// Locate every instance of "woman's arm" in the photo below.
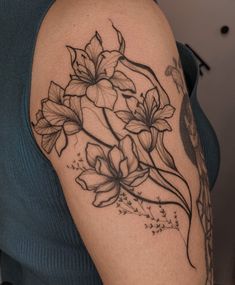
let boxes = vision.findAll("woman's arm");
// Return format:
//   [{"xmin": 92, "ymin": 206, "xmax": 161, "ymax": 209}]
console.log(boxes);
[{"xmin": 30, "ymin": 1, "xmax": 213, "ymax": 284}]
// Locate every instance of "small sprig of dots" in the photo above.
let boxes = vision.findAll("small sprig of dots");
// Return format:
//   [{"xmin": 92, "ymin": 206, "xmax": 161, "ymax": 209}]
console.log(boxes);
[
  {"xmin": 117, "ymin": 193, "xmax": 180, "ymax": 235},
  {"xmin": 66, "ymin": 153, "xmax": 85, "ymax": 171}
]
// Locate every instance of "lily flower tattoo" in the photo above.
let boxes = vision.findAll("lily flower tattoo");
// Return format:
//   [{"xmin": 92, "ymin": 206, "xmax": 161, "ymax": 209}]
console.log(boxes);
[
  {"xmin": 33, "ymin": 23, "xmax": 212, "ymax": 283},
  {"xmin": 65, "ymin": 32, "xmax": 135, "ymax": 110},
  {"xmin": 116, "ymin": 88, "xmax": 175, "ymax": 152}
]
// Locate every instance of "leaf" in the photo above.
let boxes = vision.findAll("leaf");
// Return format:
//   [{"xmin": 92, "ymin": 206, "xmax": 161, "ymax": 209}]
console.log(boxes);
[
  {"xmin": 110, "ymin": 71, "xmax": 136, "ymax": 93},
  {"xmin": 155, "ymin": 132, "xmax": 176, "ymax": 170}
]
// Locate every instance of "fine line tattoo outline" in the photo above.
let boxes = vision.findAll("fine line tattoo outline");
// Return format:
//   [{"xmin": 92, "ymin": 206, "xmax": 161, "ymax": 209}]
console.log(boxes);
[{"xmin": 33, "ymin": 24, "xmax": 196, "ymax": 268}]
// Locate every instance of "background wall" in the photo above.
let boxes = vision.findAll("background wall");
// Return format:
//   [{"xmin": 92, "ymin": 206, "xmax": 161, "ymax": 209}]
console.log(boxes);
[{"xmin": 158, "ymin": 1, "xmax": 235, "ymax": 284}]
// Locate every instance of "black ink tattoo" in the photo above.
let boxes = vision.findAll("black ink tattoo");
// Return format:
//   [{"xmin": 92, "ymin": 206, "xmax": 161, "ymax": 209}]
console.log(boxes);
[
  {"xmin": 167, "ymin": 57, "xmax": 213, "ymax": 284},
  {"xmin": 184, "ymin": 102, "xmax": 213, "ymax": 285},
  {"xmin": 165, "ymin": 57, "xmax": 187, "ymax": 95},
  {"xmin": 33, "ymin": 24, "xmax": 197, "ymax": 268}
]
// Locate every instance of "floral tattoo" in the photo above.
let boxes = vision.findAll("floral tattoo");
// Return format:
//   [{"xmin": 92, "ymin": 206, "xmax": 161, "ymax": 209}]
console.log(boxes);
[{"xmin": 33, "ymin": 23, "xmax": 211, "ymax": 281}]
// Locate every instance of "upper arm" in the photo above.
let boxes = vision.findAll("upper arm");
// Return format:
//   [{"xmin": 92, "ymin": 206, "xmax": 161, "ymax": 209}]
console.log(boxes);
[{"xmin": 30, "ymin": 1, "xmax": 212, "ymax": 284}]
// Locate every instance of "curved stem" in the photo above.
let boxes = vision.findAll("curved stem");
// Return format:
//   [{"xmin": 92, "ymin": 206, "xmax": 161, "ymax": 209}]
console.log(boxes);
[
  {"xmin": 148, "ymin": 154, "xmax": 190, "ymax": 213},
  {"xmin": 148, "ymin": 174, "xmax": 190, "ymax": 218},
  {"xmin": 122, "ymin": 183, "xmax": 194, "ymax": 268},
  {"xmin": 120, "ymin": 56, "xmax": 169, "ymax": 106},
  {"xmin": 83, "ymin": 124, "xmax": 195, "ymax": 267},
  {"xmin": 149, "ymin": 151, "xmax": 193, "ymax": 224},
  {"xmin": 186, "ymin": 219, "xmax": 195, "ymax": 268},
  {"xmin": 102, "ymin": 109, "xmax": 120, "ymax": 142},
  {"xmin": 82, "ymin": 128, "xmax": 112, "ymax": 149},
  {"xmin": 159, "ymin": 167, "xmax": 193, "ymax": 214},
  {"xmin": 146, "ymin": 156, "xmax": 195, "ymax": 268}
]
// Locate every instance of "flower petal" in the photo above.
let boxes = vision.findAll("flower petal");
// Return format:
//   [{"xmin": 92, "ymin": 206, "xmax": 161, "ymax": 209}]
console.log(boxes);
[
  {"xmin": 76, "ymin": 169, "xmax": 109, "ymax": 191},
  {"xmin": 95, "ymin": 181, "xmax": 116, "ymax": 193},
  {"xmin": 110, "ymin": 71, "xmax": 136, "ymax": 92},
  {"xmin": 138, "ymin": 128, "xmax": 158, "ymax": 152},
  {"xmin": 119, "ymin": 158, "xmax": 129, "ymax": 178},
  {"xmin": 63, "ymin": 121, "xmax": 81, "ymax": 135},
  {"xmin": 68, "ymin": 96, "xmax": 83, "ymax": 122},
  {"xmin": 86, "ymin": 79, "xmax": 118, "ymax": 110},
  {"xmin": 138, "ymin": 130, "xmax": 153, "ymax": 152},
  {"xmin": 95, "ymin": 157, "xmax": 113, "ymax": 177},
  {"xmin": 123, "ymin": 168, "xmax": 149, "ymax": 187},
  {"xmin": 67, "ymin": 46, "xmax": 96, "ymax": 80},
  {"xmin": 93, "ymin": 183, "xmax": 120, "ymax": 207},
  {"xmin": 48, "ymin": 81, "xmax": 64, "ymax": 104},
  {"xmin": 152, "ymin": 119, "xmax": 172, "ymax": 132},
  {"xmin": 119, "ymin": 135, "xmax": 139, "ymax": 173},
  {"xmin": 150, "ymin": 127, "xmax": 158, "ymax": 151},
  {"xmin": 85, "ymin": 32, "xmax": 103, "ymax": 64},
  {"xmin": 42, "ymin": 131, "xmax": 61, "ymax": 154},
  {"xmin": 42, "ymin": 100, "xmax": 79, "ymax": 126},
  {"xmin": 34, "ymin": 118, "xmax": 61, "ymax": 135},
  {"xmin": 55, "ymin": 129, "xmax": 67, "ymax": 156},
  {"xmin": 65, "ymin": 79, "xmax": 89, "ymax": 96},
  {"xmin": 144, "ymin": 88, "xmax": 159, "ymax": 108},
  {"xmin": 36, "ymin": 110, "xmax": 43, "ymax": 121},
  {"xmin": 115, "ymin": 110, "xmax": 133, "ymax": 123},
  {"xmin": 153, "ymin": 104, "xmax": 175, "ymax": 120},
  {"xmin": 125, "ymin": 97, "xmax": 138, "ymax": 112},
  {"xmin": 97, "ymin": 50, "xmax": 122, "ymax": 78},
  {"xmin": 144, "ymin": 88, "xmax": 159, "ymax": 116},
  {"xmin": 86, "ymin": 143, "xmax": 106, "ymax": 168},
  {"xmin": 134, "ymin": 105, "xmax": 146, "ymax": 121},
  {"xmin": 108, "ymin": 146, "xmax": 124, "ymax": 173},
  {"xmin": 125, "ymin": 119, "xmax": 149, "ymax": 134}
]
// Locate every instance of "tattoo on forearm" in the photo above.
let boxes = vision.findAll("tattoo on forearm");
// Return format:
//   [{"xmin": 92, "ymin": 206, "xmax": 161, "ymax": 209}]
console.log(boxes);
[
  {"xmin": 166, "ymin": 58, "xmax": 213, "ymax": 284},
  {"xmin": 33, "ymin": 23, "xmax": 211, "ymax": 279}
]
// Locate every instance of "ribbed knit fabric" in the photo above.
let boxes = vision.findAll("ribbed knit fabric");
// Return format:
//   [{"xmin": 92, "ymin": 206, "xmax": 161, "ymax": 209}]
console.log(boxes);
[{"xmin": 0, "ymin": 1, "xmax": 219, "ymax": 284}]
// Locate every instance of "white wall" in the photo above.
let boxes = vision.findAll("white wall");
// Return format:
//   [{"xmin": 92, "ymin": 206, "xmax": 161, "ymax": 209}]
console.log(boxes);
[{"xmin": 158, "ymin": 1, "xmax": 235, "ymax": 284}]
